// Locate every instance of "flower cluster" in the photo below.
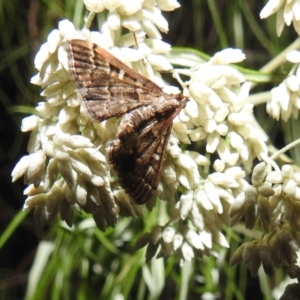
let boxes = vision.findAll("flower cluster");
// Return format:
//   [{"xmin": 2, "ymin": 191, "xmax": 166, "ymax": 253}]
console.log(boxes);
[
  {"xmin": 230, "ymin": 162, "xmax": 300, "ymax": 277},
  {"xmin": 267, "ymin": 50, "xmax": 300, "ymax": 121},
  {"xmin": 12, "ymin": 0, "xmax": 273, "ymax": 264},
  {"xmin": 187, "ymin": 50, "xmax": 268, "ymax": 172},
  {"xmin": 12, "ymin": 0, "xmax": 181, "ymax": 230},
  {"xmin": 260, "ymin": 0, "xmax": 300, "ymax": 36},
  {"xmin": 230, "ymin": 230, "xmax": 300, "ymax": 277}
]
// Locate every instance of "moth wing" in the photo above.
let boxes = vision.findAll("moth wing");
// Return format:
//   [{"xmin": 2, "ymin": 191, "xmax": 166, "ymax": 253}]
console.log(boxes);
[
  {"xmin": 106, "ymin": 99, "xmax": 186, "ymax": 204},
  {"xmin": 67, "ymin": 39, "xmax": 163, "ymax": 121},
  {"xmin": 107, "ymin": 120, "xmax": 172, "ymax": 204}
]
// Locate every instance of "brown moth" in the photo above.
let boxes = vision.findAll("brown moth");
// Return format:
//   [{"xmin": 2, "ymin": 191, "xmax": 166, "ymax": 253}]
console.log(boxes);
[{"xmin": 67, "ymin": 39, "xmax": 188, "ymax": 204}]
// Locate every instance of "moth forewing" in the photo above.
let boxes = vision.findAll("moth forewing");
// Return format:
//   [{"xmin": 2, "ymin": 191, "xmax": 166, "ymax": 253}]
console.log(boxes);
[{"xmin": 68, "ymin": 39, "xmax": 165, "ymax": 122}]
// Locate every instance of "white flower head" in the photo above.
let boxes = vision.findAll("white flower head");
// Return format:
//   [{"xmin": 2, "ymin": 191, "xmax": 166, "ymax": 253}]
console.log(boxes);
[
  {"xmin": 188, "ymin": 53, "xmax": 267, "ymax": 170},
  {"xmin": 267, "ymin": 60, "xmax": 300, "ymax": 121},
  {"xmin": 260, "ymin": 0, "xmax": 300, "ymax": 36}
]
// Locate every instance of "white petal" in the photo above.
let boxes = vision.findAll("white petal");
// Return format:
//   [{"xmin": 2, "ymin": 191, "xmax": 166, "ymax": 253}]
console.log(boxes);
[
  {"xmin": 55, "ymin": 150, "xmax": 70, "ymax": 162},
  {"xmin": 21, "ymin": 116, "xmax": 40, "ymax": 132},
  {"xmin": 293, "ymin": 172, "xmax": 300, "ymax": 184},
  {"xmin": 36, "ymin": 102, "xmax": 60, "ymax": 117},
  {"xmin": 108, "ymin": 11, "xmax": 121, "ymax": 30},
  {"xmin": 11, "ymin": 156, "xmax": 30, "ymax": 182},
  {"xmin": 229, "ymin": 192, "xmax": 246, "ymax": 217},
  {"xmin": 199, "ymin": 231, "xmax": 212, "ymax": 249},
  {"xmin": 208, "ymin": 172, "xmax": 238, "ymax": 188},
  {"xmin": 293, "ymin": 19, "xmax": 300, "ymax": 35},
  {"xmin": 211, "ymin": 48, "xmax": 246, "ymax": 64},
  {"xmin": 147, "ymin": 54, "xmax": 173, "ymax": 71},
  {"xmin": 90, "ymin": 175, "xmax": 104, "ymax": 186},
  {"xmin": 101, "ymin": 22, "xmax": 115, "ymax": 49},
  {"xmin": 229, "ymin": 132, "xmax": 244, "ymax": 151},
  {"xmin": 216, "ymin": 232, "xmax": 229, "ymax": 248},
  {"xmin": 27, "ymin": 129, "xmax": 41, "ymax": 153},
  {"xmin": 138, "ymin": 8, "xmax": 169, "ymax": 33},
  {"xmin": 34, "ymin": 43, "xmax": 50, "ymax": 71},
  {"xmin": 76, "ymin": 179, "xmax": 87, "ymax": 206},
  {"xmin": 58, "ymin": 19, "xmax": 76, "ymax": 40},
  {"xmin": 90, "ymin": 31, "xmax": 109, "ymax": 50},
  {"xmin": 173, "ymin": 233, "xmax": 183, "ymax": 250},
  {"xmin": 204, "ymin": 181, "xmax": 223, "ymax": 213},
  {"xmin": 169, "ymin": 144, "xmax": 182, "ymax": 158},
  {"xmin": 190, "ymin": 202, "xmax": 204, "ymax": 230},
  {"xmin": 283, "ymin": 178, "xmax": 296, "ymax": 197},
  {"xmin": 184, "ymin": 150, "xmax": 210, "ymax": 166},
  {"xmin": 58, "ymin": 107, "xmax": 78, "ymax": 125},
  {"xmin": 47, "ymin": 29, "xmax": 62, "ymax": 53},
  {"xmin": 120, "ymin": 47, "xmax": 143, "ymax": 62},
  {"xmin": 286, "ymin": 75, "xmax": 299, "ymax": 92},
  {"xmin": 282, "ymin": 164, "xmax": 293, "ymax": 177},
  {"xmin": 27, "ymin": 150, "xmax": 46, "ymax": 185},
  {"xmin": 23, "ymin": 194, "xmax": 47, "ymax": 211},
  {"xmin": 178, "ymin": 169, "xmax": 190, "ymax": 189},
  {"xmin": 162, "ymin": 226, "xmax": 176, "ymax": 243},
  {"xmin": 195, "ymin": 189, "xmax": 213, "ymax": 211},
  {"xmin": 69, "ymin": 135, "xmax": 93, "ymax": 148},
  {"xmin": 145, "ymin": 38, "xmax": 171, "ymax": 53},
  {"xmin": 286, "ymin": 50, "xmax": 300, "ymax": 63},
  {"xmin": 283, "ymin": 1, "xmax": 293, "ymax": 26},
  {"xmin": 176, "ymin": 154, "xmax": 201, "ymax": 187},
  {"xmin": 117, "ymin": 0, "xmax": 142, "ymax": 15},
  {"xmin": 185, "ymin": 98, "xmax": 198, "ymax": 119},
  {"xmin": 214, "ymin": 106, "xmax": 229, "ymax": 123},
  {"xmin": 142, "ymin": 20, "xmax": 162, "ymax": 39},
  {"xmin": 70, "ymin": 153, "xmax": 92, "ymax": 177},
  {"xmin": 205, "ymin": 119, "xmax": 217, "ymax": 134},
  {"xmin": 206, "ymin": 132, "xmax": 220, "ymax": 153},
  {"xmin": 216, "ymin": 123, "xmax": 228, "ymax": 136},
  {"xmin": 83, "ymin": 0, "xmax": 105, "ymax": 12},
  {"xmin": 293, "ymin": 1, "xmax": 300, "ymax": 20},
  {"xmin": 180, "ymin": 192, "xmax": 194, "ymax": 219},
  {"xmin": 30, "ymin": 73, "xmax": 42, "ymax": 85},
  {"xmin": 103, "ymin": 0, "xmax": 123, "ymax": 10},
  {"xmin": 186, "ymin": 230, "xmax": 204, "ymax": 250},
  {"xmin": 54, "ymin": 132, "xmax": 71, "ymax": 146},
  {"xmin": 213, "ymin": 159, "xmax": 225, "ymax": 172},
  {"xmin": 162, "ymin": 161, "xmax": 176, "ymax": 183},
  {"xmin": 156, "ymin": 0, "xmax": 180, "ymax": 11},
  {"xmin": 181, "ymin": 242, "xmax": 194, "ymax": 261},
  {"xmin": 260, "ymin": 0, "xmax": 283, "ymax": 18},
  {"xmin": 121, "ymin": 17, "xmax": 141, "ymax": 31},
  {"xmin": 228, "ymin": 111, "xmax": 252, "ymax": 126},
  {"xmin": 276, "ymin": 7, "xmax": 285, "ymax": 36},
  {"xmin": 188, "ymin": 127, "xmax": 207, "ymax": 142},
  {"xmin": 79, "ymin": 148, "xmax": 107, "ymax": 164}
]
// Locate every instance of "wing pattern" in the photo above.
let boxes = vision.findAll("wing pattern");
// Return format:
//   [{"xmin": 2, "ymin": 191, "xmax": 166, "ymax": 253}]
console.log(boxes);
[{"xmin": 67, "ymin": 39, "xmax": 189, "ymax": 204}]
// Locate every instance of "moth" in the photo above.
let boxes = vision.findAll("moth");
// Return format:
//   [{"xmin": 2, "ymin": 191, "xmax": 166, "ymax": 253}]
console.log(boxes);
[{"xmin": 67, "ymin": 39, "xmax": 188, "ymax": 204}]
